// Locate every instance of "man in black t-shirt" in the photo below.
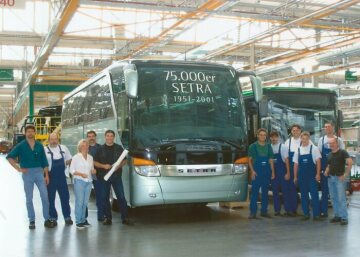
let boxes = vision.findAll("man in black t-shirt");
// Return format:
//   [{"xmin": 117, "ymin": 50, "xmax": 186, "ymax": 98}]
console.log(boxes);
[
  {"xmin": 325, "ymin": 138, "xmax": 352, "ymax": 225},
  {"xmin": 94, "ymin": 130, "xmax": 132, "ymax": 225}
]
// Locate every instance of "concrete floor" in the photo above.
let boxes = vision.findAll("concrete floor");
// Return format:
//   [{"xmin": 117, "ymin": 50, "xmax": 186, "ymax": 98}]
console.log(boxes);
[{"xmin": 1, "ymin": 154, "xmax": 360, "ymax": 257}]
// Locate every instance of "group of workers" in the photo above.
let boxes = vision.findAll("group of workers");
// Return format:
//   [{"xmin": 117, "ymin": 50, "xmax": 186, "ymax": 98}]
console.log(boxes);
[
  {"xmin": 248, "ymin": 122, "xmax": 353, "ymax": 225},
  {"xmin": 6, "ymin": 121, "xmax": 353, "ymax": 229},
  {"xmin": 6, "ymin": 124, "xmax": 132, "ymax": 229}
]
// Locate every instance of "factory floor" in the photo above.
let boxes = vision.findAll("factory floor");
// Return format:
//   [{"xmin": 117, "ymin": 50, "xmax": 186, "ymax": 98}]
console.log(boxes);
[{"xmin": 1, "ymin": 155, "xmax": 360, "ymax": 257}]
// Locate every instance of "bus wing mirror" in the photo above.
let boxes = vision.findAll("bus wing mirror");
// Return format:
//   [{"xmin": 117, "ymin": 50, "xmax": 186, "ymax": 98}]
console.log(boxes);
[
  {"xmin": 124, "ymin": 66, "xmax": 138, "ymax": 99},
  {"xmin": 258, "ymin": 97, "xmax": 268, "ymax": 117},
  {"xmin": 250, "ymin": 75, "xmax": 263, "ymax": 102}
]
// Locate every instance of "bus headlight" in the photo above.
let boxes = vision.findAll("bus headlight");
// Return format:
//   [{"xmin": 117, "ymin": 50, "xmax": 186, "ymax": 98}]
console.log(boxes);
[
  {"xmin": 133, "ymin": 157, "xmax": 160, "ymax": 177},
  {"xmin": 232, "ymin": 164, "xmax": 247, "ymax": 175},
  {"xmin": 134, "ymin": 166, "xmax": 160, "ymax": 177},
  {"xmin": 233, "ymin": 157, "xmax": 248, "ymax": 175}
]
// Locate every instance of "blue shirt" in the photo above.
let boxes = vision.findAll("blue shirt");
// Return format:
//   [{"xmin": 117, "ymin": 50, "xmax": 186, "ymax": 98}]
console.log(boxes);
[
  {"xmin": 7, "ymin": 140, "xmax": 48, "ymax": 169},
  {"xmin": 89, "ymin": 143, "xmax": 101, "ymax": 158}
]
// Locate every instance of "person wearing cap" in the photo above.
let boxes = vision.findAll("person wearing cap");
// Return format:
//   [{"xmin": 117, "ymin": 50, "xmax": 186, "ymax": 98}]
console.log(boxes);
[
  {"xmin": 293, "ymin": 131, "xmax": 322, "ymax": 221},
  {"xmin": 6, "ymin": 125, "xmax": 55, "ymax": 229},
  {"xmin": 44, "ymin": 132, "xmax": 73, "ymax": 226},
  {"xmin": 317, "ymin": 122, "xmax": 345, "ymax": 218}
]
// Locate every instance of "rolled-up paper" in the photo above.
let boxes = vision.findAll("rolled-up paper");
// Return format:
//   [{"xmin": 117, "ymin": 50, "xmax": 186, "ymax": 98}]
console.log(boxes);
[{"xmin": 104, "ymin": 149, "xmax": 129, "ymax": 181}]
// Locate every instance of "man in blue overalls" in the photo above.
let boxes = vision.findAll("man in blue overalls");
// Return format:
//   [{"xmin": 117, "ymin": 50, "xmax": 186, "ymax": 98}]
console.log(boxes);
[
  {"xmin": 248, "ymin": 128, "xmax": 275, "ymax": 219},
  {"xmin": 45, "ymin": 133, "xmax": 73, "ymax": 225},
  {"xmin": 270, "ymin": 131, "xmax": 290, "ymax": 216},
  {"xmin": 293, "ymin": 131, "xmax": 322, "ymax": 221},
  {"xmin": 317, "ymin": 122, "xmax": 345, "ymax": 218},
  {"xmin": 284, "ymin": 124, "xmax": 302, "ymax": 216}
]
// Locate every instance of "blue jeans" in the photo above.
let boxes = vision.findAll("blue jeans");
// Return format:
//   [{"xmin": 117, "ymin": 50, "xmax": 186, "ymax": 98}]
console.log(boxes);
[
  {"xmin": 22, "ymin": 167, "xmax": 50, "ymax": 222},
  {"xmin": 328, "ymin": 175, "xmax": 347, "ymax": 220},
  {"xmin": 73, "ymin": 179, "xmax": 92, "ymax": 224}
]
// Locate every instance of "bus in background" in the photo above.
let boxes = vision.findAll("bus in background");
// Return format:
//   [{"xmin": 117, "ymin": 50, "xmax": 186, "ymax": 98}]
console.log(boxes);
[
  {"xmin": 242, "ymin": 87, "xmax": 341, "ymax": 144},
  {"xmin": 13, "ymin": 105, "xmax": 62, "ymax": 146},
  {"xmin": 61, "ymin": 60, "xmax": 263, "ymax": 207}
]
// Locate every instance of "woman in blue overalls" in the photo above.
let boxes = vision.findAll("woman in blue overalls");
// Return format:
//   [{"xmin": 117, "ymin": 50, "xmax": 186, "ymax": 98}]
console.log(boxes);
[
  {"xmin": 284, "ymin": 124, "xmax": 302, "ymax": 216},
  {"xmin": 46, "ymin": 133, "xmax": 73, "ymax": 225},
  {"xmin": 294, "ymin": 131, "xmax": 322, "ymax": 220},
  {"xmin": 248, "ymin": 128, "xmax": 275, "ymax": 219},
  {"xmin": 270, "ymin": 131, "xmax": 291, "ymax": 216},
  {"xmin": 317, "ymin": 122, "xmax": 345, "ymax": 218}
]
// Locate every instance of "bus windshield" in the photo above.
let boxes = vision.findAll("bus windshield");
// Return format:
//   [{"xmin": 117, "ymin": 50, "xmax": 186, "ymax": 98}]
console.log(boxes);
[
  {"xmin": 130, "ymin": 65, "xmax": 247, "ymax": 149},
  {"xmin": 265, "ymin": 91, "xmax": 336, "ymax": 143}
]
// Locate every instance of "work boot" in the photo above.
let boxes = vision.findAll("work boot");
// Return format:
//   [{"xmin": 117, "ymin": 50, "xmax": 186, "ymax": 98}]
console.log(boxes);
[{"xmin": 44, "ymin": 219, "xmax": 55, "ymax": 228}]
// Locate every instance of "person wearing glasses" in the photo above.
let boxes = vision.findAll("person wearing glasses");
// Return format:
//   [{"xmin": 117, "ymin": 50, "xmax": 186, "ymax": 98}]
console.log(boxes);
[{"xmin": 7, "ymin": 124, "xmax": 55, "ymax": 229}]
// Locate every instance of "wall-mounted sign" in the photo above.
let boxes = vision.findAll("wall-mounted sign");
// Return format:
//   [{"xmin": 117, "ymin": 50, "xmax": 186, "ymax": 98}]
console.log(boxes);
[
  {"xmin": 0, "ymin": 69, "xmax": 14, "ymax": 81},
  {"xmin": 0, "ymin": 0, "xmax": 26, "ymax": 9},
  {"xmin": 345, "ymin": 70, "xmax": 358, "ymax": 82}
]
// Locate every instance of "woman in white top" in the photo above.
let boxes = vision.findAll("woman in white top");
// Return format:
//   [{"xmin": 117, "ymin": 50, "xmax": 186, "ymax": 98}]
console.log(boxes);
[{"xmin": 70, "ymin": 139, "xmax": 96, "ymax": 229}]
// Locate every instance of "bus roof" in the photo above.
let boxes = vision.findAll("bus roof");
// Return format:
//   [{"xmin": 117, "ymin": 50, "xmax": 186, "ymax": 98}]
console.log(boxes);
[{"xmin": 242, "ymin": 86, "xmax": 337, "ymax": 97}]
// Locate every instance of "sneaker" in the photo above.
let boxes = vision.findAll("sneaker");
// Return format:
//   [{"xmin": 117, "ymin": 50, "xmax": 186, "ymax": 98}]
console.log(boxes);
[
  {"xmin": 340, "ymin": 219, "xmax": 348, "ymax": 225},
  {"xmin": 83, "ymin": 220, "xmax": 91, "ymax": 227},
  {"xmin": 103, "ymin": 218, "xmax": 112, "ymax": 225},
  {"xmin": 260, "ymin": 213, "xmax": 271, "ymax": 218},
  {"xmin": 320, "ymin": 213, "xmax": 328, "ymax": 218},
  {"xmin": 65, "ymin": 218, "xmax": 73, "ymax": 226},
  {"xmin": 29, "ymin": 221, "xmax": 35, "ymax": 230},
  {"xmin": 274, "ymin": 212, "xmax": 281, "ymax": 216},
  {"xmin": 330, "ymin": 217, "xmax": 341, "ymax": 223},
  {"xmin": 301, "ymin": 215, "xmax": 310, "ymax": 221},
  {"xmin": 313, "ymin": 216, "xmax": 322, "ymax": 221},
  {"xmin": 76, "ymin": 223, "xmax": 85, "ymax": 229},
  {"xmin": 122, "ymin": 218, "xmax": 134, "ymax": 226},
  {"xmin": 44, "ymin": 219, "xmax": 56, "ymax": 228}
]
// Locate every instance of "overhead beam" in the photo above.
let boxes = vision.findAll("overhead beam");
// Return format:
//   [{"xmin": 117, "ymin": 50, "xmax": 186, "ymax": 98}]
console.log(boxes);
[
  {"xmin": 263, "ymin": 61, "xmax": 360, "ymax": 86},
  {"xmin": 24, "ymin": 0, "xmax": 80, "ymax": 86},
  {"xmin": 119, "ymin": 0, "xmax": 227, "ymax": 59},
  {"xmin": 199, "ymin": 0, "xmax": 360, "ymax": 60}
]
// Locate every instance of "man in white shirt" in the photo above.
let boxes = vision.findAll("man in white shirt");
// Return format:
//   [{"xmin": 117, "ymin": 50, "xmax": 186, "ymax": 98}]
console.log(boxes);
[
  {"xmin": 45, "ymin": 132, "xmax": 73, "ymax": 225},
  {"xmin": 317, "ymin": 122, "xmax": 345, "ymax": 218},
  {"xmin": 284, "ymin": 124, "xmax": 302, "ymax": 216},
  {"xmin": 293, "ymin": 131, "xmax": 322, "ymax": 221}
]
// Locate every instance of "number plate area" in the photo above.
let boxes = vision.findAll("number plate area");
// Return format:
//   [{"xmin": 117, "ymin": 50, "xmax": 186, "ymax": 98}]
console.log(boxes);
[{"xmin": 160, "ymin": 164, "xmax": 233, "ymax": 176}]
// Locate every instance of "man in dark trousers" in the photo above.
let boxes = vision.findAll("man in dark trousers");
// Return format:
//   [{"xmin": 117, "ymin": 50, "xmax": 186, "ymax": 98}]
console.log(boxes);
[
  {"xmin": 248, "ymin": 128, "xmax": 275, "ymax": 219},
  {"xmin": 7, "ymin": 124, "xmax": 55, "ymax": 229},
  {"xmin": 325, "ymin": 138, "xmax": 352, "ymax": 225},
  {"xmin": 94, "ymin": 130, "xmax": 132, "ymax": 225},
  {"xmin": 87, "ymin": 130, "xmax": 104, "ymax": 221}
]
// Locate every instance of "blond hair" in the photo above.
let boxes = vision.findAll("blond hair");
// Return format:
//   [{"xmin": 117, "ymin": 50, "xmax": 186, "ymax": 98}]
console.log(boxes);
[
  {"xmin": 77, "ymin": 139, "xmax": 89, "ymax": 153},
  {"xmin": 300, "ymin": 131, "xmax": 310, "ymax": 138}
]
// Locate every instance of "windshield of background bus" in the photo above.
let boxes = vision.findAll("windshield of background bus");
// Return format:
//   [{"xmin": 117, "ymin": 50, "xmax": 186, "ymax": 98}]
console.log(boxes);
[
  {"xmin": 132, "ymin": 67, "xmax": 247, "ymax": 147},
  {"xmin": 267, "ymin": 92, "xmax": 336, "ymax": 143}
]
